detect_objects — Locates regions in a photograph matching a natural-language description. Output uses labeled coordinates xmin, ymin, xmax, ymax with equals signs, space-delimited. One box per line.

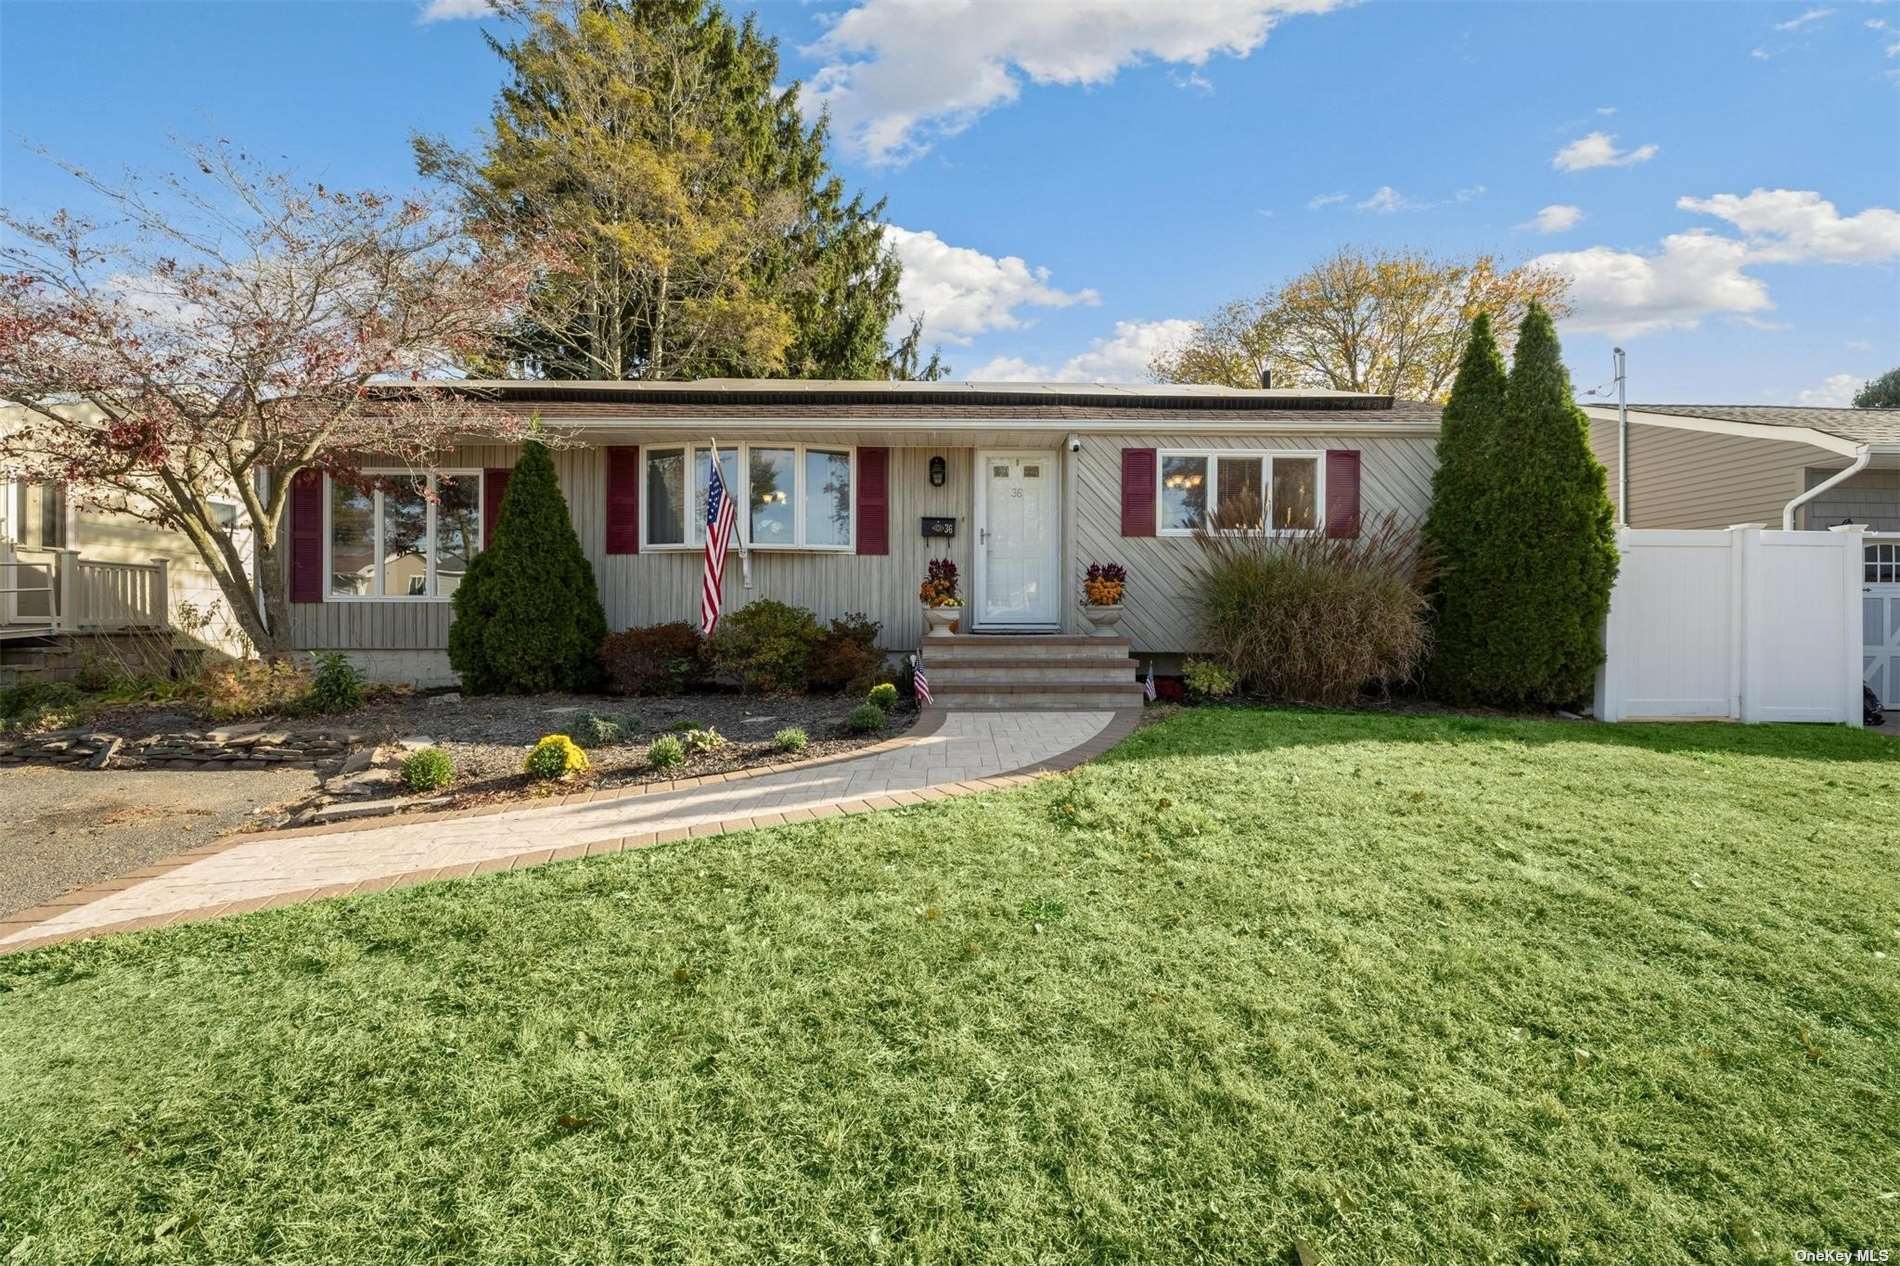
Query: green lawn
xmin=2 ymin=709 xmax=1896 ymax=1264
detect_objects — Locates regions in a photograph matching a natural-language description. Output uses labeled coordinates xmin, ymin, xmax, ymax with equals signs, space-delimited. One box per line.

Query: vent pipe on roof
xmin=1259 ymin=369 xmax=1271 ymax=389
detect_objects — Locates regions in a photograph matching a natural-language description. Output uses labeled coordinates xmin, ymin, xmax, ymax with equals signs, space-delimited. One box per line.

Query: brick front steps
xmin=920 ymin=634 xmax=1143 ymax=711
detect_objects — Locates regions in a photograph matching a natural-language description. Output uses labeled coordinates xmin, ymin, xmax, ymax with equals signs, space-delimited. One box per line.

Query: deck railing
xmin=0 ymin=543 xmax=170 ymax=633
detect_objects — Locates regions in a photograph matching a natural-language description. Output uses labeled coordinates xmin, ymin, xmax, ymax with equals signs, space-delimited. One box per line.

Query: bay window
xmin=1158 ymin=450 xmax=1323 ymax=536
xmin=327 ymin=471 xmax=481 ymax=599
xmin=643 ymin=442 xmax=853 ymax=550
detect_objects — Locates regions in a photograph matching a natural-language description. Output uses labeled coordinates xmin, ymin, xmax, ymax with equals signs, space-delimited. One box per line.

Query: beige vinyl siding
xmin=1801 ymin=466 xmax=1900 ymax=531
xmin=1588 ymin=419 xmax=1835 ymax=529
xmin=69 ymin=504 xmax=254 ymax=655
xmin=290 ymin=443 xmax=975 ymax=654
xmin=1068 ymin=432 xmax=1439 ymax=655
xmin=601 ymin=446 xmax=973 ymax=649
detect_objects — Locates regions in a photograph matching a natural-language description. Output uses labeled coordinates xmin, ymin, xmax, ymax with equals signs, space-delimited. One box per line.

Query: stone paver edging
xmin=0 ymin=709 xmax=1139 ymax=956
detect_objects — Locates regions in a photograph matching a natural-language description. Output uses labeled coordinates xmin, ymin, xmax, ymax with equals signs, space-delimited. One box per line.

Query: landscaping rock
xmin=338 ymin=748 xmax=380 ymax=776
xmin=426 ymin=692 xmax=462 ymax=707
xmin=86 ymin=737 xmax=123 ymax=770
xmin=396 ymin=735 xmax=434 ymax=751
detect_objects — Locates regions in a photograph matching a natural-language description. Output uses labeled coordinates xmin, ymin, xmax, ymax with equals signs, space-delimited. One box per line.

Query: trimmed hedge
xmin=449 ymin=439 xmax=608 ymax=694
xmin=711 ymin=600 xmax=822 ymax=693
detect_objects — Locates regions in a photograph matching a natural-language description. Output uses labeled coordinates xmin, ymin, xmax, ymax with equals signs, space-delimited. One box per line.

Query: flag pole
xmin=712 ymin=436 xmax=753 ymax=588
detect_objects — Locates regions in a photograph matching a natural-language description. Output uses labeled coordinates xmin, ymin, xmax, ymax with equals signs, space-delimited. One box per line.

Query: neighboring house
xmin=1583 ymin=404 xmax=1900 ymax=531
xmin=283 ymin=381 xmax=1441 ymax=686
xmin=0 ymin=442 xmax=255 ymax=659
xmin=1583 ymin=403 xmax=1900 ymax=707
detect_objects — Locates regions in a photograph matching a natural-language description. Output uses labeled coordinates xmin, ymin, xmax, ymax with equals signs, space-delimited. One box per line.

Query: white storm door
xmin=976 ymin=451 xmax=1061 ymax=627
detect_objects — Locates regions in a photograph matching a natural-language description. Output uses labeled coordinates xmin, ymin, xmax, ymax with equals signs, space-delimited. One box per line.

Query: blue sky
xmin=2 ymin=0 xmax=1895 ymax=403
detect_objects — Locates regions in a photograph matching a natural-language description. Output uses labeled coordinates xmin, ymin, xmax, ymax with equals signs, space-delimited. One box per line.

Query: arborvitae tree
xmin=1440 ymin=303 xmax=1618 ymax=707
xmin=1423 ymin=312 xmax=1511 ymax=701
xmin=449 ymin=438 xmax=608 ymax=694
xmin=416 ymin=0 xmax=905 ymax=381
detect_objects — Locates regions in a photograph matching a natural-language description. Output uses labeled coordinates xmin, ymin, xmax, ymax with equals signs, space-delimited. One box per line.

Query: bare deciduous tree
xmin=0 ymin=143 xmax=554 ymax=653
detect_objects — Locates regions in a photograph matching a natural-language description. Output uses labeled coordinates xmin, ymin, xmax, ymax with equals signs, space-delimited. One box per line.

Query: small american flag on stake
xmin=699 ymin=444 xmax=738 ymax=636
xmin=911 ymin=653 xmax=931 ymax=706
xmin=1143 ymin=659 xmax=1157 ymax=703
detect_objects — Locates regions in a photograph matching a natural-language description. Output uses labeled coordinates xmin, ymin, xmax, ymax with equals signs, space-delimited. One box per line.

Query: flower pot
xmin=923 ymin=605 xmax=959 ymax=636
xmin=1081 ymin=603 xmax=1124 ymax=636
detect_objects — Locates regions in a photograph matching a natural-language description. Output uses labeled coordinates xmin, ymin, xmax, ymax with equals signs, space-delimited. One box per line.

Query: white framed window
xmin=642 ymin=442 xmax=854 ymax=551
xmin=1158 ymin=449 xmax=1324 ymax=536
xmin=325 ymin=471 xmax=482 ymax=601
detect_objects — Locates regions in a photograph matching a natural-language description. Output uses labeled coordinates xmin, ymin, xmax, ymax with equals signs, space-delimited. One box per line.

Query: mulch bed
xmin=376 ymin=691 xmax=917 ymax=811
xmin=55 ymin=688 xmax=917 ymax=824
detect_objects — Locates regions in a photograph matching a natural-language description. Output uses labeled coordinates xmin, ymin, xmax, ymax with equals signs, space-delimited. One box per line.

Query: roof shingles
xmin=1626 ymin=404 xmax=1900 ymax=445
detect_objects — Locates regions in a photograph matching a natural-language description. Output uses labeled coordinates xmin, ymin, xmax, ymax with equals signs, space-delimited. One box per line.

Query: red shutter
xmin=1120 ymin=448 xmax=1156 ymax=537
xmin=1325 ymin=448 xmax=1361 ymax=538
xmin=482 ymin=467 xmax=510 ymax=548
xmin=289 ymin=469 xmax=323 ymax=603
xmin=856 ymin=447 xmax=889 ymax=556
xmin=605 ymin=445 xmax=640 ymax=555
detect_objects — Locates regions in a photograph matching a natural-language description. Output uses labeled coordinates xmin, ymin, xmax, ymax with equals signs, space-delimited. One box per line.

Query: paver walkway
xmin=1 ymin=710 xmax=1133 ymax=954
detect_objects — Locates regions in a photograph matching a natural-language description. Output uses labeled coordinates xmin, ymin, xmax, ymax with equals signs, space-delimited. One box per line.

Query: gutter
xmin=1783 ymin=445 xmax=1873 ymax=530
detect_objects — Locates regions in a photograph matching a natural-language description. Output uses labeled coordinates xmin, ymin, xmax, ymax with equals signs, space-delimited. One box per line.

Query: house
xmin=1582 ymin=403 xmax=1900 ymax=707
xmin=1583 ymin=404 xmax=1900 ymax=531
xmin=283 ymin=380 xmax=1442 ymax=692
xmin=0 ymin=464 xmax=253 ymax=677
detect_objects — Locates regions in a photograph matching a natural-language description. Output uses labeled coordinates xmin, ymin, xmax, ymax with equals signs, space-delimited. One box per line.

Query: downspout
xmin=1783 ymin=445 xmax=1871 ymax=530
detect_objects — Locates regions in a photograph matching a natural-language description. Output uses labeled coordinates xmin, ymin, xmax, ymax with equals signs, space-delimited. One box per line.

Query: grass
xmin=2 ymin=707 xmax=1896 ymax=1264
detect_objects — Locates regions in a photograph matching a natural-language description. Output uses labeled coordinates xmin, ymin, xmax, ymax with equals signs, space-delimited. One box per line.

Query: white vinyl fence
xmin=1594 ymin=525 xmax=1864 ymax=726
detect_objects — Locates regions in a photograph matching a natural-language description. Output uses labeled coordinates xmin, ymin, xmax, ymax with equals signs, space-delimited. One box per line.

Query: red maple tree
xmin=0 ymin=142 xmax=558 ymax=653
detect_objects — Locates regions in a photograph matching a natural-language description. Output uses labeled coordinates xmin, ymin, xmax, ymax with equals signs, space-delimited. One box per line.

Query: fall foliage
xmin=1152 ymin=247 xmax=1571 ymax=403
xmin=0 ymin=143 xmax=548 ymax=653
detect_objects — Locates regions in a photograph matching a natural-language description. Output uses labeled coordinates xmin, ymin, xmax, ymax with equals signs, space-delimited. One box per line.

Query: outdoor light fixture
xmin=929 ymin=455 xmax=946 ymax=487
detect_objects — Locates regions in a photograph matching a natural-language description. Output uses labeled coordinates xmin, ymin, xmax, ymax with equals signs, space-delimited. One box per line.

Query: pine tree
xmin=1423 ymin=312 xmax=1511 ymax=701
xmin=449 ymin=438 xmax=608 ymax=694
xmin=416 ymin=0 xmax=904 ymax=381
xmin=1439 ymin=303 xmax=1618 ymax=707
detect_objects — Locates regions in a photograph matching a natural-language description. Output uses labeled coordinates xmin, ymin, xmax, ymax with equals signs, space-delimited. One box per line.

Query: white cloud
xmin=1552 ymin=131 xmax=1661 ymax=172
xmin=1357 ymin=186 xmax=1416 ymax=214
xmin=1596 ymin=105 xmax=1618 ymax=116
xmin=1520 ymin=204 xmax=1585 ymax=234
xmin=887 ymin=226 xmax=1098 ymax=347
xmin=1751 ymin=46 xmax=1773 ymax=59
xmin=1053 ymin=318 xmax=1201 ymax=381
xmin=964 ymin=355 xmax=1047 ymax=382
xmin=1774 ymin=7 xmax=1833 ymax=31
xmin=967 ymin=317 xmax=1201 ymax=383
xmin=1848 ymin=339 xmax=1875 ymax=352
xmin=418 ymin=0 xmax=493 ymax=21
xmin=1307 ymin=191 xmax=1349 ymax=209
xmin=1677 ymin=189 xmax=1900 ymax=263
xmin=1796 ymin=372 xmax=1864 ymax=406
xmin=806 ymin=0 xmax=1342 ymax=164
xmin=1532 ymin=231 xmax=1771 ymax=336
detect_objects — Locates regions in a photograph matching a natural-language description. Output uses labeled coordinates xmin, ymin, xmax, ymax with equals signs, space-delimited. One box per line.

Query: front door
xmin=976 ymin=451 xmax=1061 ymax=628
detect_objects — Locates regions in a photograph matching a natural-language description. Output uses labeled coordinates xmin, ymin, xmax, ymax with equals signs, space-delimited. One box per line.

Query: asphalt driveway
xmin=0 ymin=765 xmax=315 ymax=918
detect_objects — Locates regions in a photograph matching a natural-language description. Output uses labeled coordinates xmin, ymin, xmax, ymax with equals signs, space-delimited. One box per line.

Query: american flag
xmin=699 ymin=448 xmax=738 ymax=636
xmin=1144 ymin=659 xmax=1157 ymax=702
xmin=911 ymin=653 xmax=931 ymax=706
